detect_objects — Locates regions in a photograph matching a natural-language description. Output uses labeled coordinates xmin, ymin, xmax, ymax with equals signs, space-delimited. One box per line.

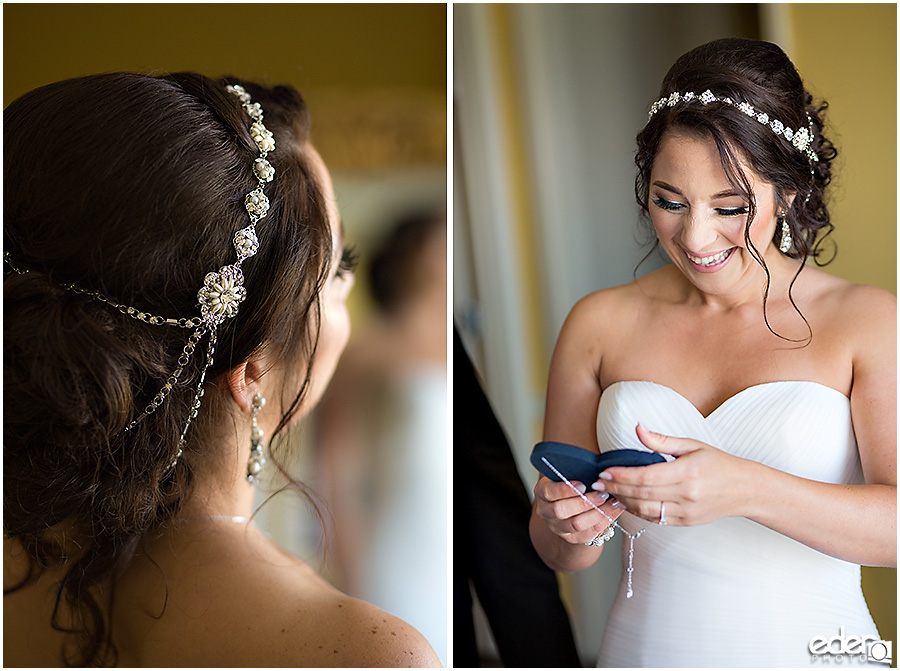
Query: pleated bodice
xmin=595 ymin=380 xmax=880 ymax=668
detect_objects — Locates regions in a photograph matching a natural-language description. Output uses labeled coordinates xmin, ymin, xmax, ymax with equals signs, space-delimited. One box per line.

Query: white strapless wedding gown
xmin=594 ymin=380 xmax=882 ymax=668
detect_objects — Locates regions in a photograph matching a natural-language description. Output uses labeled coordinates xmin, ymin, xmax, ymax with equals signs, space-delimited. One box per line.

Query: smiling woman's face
xmin=648 ymin=131 xmax=782 ymax=290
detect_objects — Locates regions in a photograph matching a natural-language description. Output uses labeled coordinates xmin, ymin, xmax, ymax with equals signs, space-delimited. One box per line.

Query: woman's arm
xmin=748 ymin=286 xmax=896 ymax=565
xmin=598 ymin=286 xmax=896 ymax=567
xmin=529 ymin=293 xmax=625 ymax=573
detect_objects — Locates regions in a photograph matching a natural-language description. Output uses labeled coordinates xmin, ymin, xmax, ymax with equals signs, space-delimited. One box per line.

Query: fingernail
xmin=612 ymin=500 xmax=627 ymax=510
xmin=591 ymin=481 xmax=606 ymax=492
xmin=596 ymin=493 xmax=610 ymax=503
xmin=575 ymin=483 xmax=587 ymax=494
xmin=599 ymin=472 xmax=613 ymax=481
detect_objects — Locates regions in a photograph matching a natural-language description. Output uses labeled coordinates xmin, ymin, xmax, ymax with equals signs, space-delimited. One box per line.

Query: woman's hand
xmin=593 ymin=424 xmax=754 ymax=526
xmin=533 ymin=475 xmax=625 ymax=544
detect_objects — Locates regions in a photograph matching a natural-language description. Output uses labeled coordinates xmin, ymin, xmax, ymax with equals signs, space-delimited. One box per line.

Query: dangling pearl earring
xmin=246 ymin=393 xmax=266 ymax=485
xmin=778 ymin=210 xmax=792 ymax=254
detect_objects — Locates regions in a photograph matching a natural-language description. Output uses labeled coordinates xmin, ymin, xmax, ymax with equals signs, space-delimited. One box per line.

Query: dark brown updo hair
xmin=634 ymin=38 xmax=838 ymax=338
xmin=4 ymin=73 xmax=333 ymax=665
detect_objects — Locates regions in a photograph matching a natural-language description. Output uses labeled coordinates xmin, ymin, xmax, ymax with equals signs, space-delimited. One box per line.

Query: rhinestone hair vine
xmin=647 ymin=90 xmax=819 ymax=164
xmin=4 ymin=83 xmax=274 ymax=469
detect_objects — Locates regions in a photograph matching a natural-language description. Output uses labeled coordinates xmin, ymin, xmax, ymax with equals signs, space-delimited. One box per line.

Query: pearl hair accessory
xmin=4 ymin=83 xmax=275 ymax=469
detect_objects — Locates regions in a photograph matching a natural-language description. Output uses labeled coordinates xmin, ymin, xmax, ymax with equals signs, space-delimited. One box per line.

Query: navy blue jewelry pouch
xmin=531 ymin=441 xmax=665 ymax=485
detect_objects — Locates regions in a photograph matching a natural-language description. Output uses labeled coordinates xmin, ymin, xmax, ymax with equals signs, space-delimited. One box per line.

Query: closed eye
xmin=715 ymin=206 xmax=748 ymax=216
xmin=337 ymin=244 xmax=359 ymax=279
xmin=652 ymin=196 xmax=685 ymax=212
xmin=654 ymin=196 xmax=747 ymax=217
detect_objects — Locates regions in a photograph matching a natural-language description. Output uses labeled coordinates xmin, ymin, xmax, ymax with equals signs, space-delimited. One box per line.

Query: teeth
xmin=686 ymin=249 xmax=731 ymax=266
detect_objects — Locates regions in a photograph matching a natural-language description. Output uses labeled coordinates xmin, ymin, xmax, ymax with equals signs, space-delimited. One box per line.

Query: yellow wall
xmin=2 ymin=3 xmax=447 ymax=173
xmin=487 ymin=4 xmax=548 ymax=401
xmin=3 ymin=4 xmax=446 ymax=100
xmin=789 ymin=3 xmax=897 ymax=293
xmin=788 ymin=3 xmax=897 ymax=654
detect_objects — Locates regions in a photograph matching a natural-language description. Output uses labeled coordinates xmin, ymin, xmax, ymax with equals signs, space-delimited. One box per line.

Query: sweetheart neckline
xmin=602 ymin=379 xmax=850 ymax=420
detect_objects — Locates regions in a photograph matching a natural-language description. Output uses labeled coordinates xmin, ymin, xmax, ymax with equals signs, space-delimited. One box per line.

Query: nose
xmin=679 ymin=210 xmax=719 ymax=252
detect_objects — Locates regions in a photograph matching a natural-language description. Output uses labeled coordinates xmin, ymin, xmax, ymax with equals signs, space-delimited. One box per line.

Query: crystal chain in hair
xmin=648 ymin=90 xmax=819 ymax=165
xmin=4 ymin=83 xmax=274 ymax=469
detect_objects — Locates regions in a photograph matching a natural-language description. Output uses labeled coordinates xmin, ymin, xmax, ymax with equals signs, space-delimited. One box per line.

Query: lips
xmin=683 ymin=247 xmax=735 ymax=270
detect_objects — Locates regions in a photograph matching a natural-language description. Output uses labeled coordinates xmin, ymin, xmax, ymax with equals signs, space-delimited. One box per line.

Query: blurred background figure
xmin=316 ymin=207 xmax=448 ymax=665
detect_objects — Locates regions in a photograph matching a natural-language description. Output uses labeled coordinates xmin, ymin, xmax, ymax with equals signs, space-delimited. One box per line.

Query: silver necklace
xmin=174 ymin=515 xmax=251 ymax=524
xmin=541 ymin=456 xmax=647 ymax=599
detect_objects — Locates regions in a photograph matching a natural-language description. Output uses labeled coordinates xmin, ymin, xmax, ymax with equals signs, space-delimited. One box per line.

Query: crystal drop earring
xmin=778 ymin=210 xmax=792 ymax=254
xmin=246 ymin=393 xmax=267 ymax=485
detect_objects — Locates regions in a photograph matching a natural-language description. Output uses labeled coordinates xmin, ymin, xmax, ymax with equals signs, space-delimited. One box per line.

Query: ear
xmin=783 ymin=191 xmax=797 ymax=211
xmin=225 ymin=358 xmax=265 ymax=414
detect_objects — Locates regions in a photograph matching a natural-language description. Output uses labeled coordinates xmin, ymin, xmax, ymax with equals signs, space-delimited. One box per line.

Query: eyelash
xmin=652 ymin=197 xmax=684 ymax=212
xmin=652 ymin=196 xmax=748 ymax=217
xmin=337 ymin=245 xmax=359 ymax=278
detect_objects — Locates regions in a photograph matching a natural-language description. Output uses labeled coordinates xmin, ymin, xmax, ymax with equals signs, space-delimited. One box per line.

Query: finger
xmin=600 ymin=478 xmax=683 ymax=505
xmin=557 ymin=498 xmax=626 ymax=542
xmin=535 ymin=487 xmax=610 ymax=524
xmin=535 ymin=476 xmax=589 ymax=502
xmin=596 ymin=456 xmax=683 ymax=488
xmin=635 ymin=423 xmax=698 ymax=456
xmin=614 ymin=497 xmax=681 ymax=526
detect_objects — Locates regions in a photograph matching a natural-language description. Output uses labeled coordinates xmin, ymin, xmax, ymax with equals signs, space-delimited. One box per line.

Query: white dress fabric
xmin=594 ymin=380 xmax=881 ymax=668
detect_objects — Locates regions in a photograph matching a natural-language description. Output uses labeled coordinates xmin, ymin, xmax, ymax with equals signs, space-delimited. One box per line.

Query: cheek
xmin=650 ymin=210 xmax=679 ymax=239
xmin=322 ymin=302 xmax=351 ymax=355
xmin=295 ymin=286 xmax=352 ymax=416
xmin=318 ymin=280 xmax=353 ymax=364
xmin=747 ymin=207 xmax=776 ymax=244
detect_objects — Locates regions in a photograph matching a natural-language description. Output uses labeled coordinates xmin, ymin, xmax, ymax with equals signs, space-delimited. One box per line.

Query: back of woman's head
xmin=635 ymin=37 xmax=837 ymax=264
xmin=4 ymin=72 xmax=332 ymax=665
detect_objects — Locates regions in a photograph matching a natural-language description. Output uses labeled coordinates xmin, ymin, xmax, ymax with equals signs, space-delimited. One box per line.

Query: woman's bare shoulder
xmin=291 ymin=590 xmax=442 ymax=668
xmin=219 ymin=564 xmax=440 ymax=668
xmin=118 ymin=529 xmax=441 ymax=667
xmin=803 ymin=267 xmax=896 ymax=333
xmin=567 ymin=277 xmax=645 ymax=320
xmin=830 ymin=275 xmax=895 ymax=316
xmin=207 ymin=546 xmax=440 ymax=667
xmin=563 ymin=267 xmax=673 ymax=335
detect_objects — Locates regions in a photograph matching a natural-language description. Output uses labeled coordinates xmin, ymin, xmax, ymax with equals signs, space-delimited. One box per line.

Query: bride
xmin=4 ymin=73 xmax=440 ymax=667
xmin=529 ymin=38 xmax=895 ymax=667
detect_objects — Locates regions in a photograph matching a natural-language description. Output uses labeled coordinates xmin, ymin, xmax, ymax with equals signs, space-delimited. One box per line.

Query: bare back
xmin=4 ymin=523 xmax=440 ymax=667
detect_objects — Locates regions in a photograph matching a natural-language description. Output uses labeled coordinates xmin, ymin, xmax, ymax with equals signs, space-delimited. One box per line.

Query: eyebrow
xmin=652 ymin=180 xmax=742 ymax=200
